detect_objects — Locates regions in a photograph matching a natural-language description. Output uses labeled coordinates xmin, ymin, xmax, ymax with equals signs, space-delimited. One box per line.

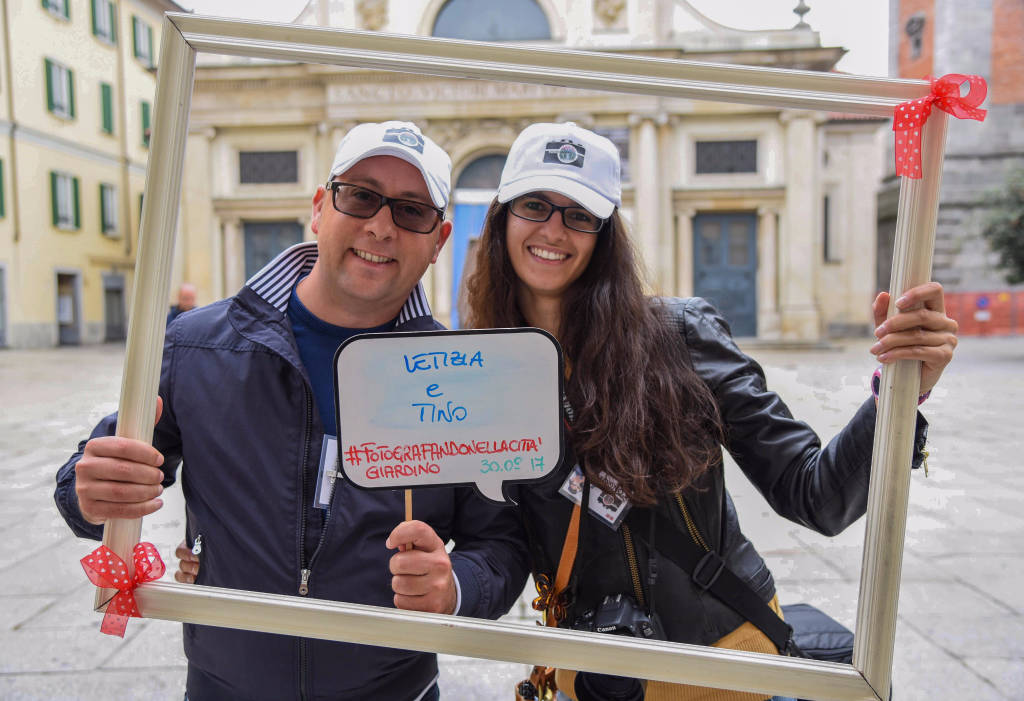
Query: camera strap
xmin=625 ymin=508 xmax=802 ymax=656
xmin=551 ymin=501 xmax=582 ymax=625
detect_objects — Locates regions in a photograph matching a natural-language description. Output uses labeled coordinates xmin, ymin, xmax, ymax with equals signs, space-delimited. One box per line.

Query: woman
xmin=464 ymin=122 xmax=957 ymax=701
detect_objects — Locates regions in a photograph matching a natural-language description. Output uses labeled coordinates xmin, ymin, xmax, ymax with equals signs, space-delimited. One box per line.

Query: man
xmin=166 ymin=282 xmax=197 ymax=324
xmin=54 ymin=122 xmax=529 ymax=701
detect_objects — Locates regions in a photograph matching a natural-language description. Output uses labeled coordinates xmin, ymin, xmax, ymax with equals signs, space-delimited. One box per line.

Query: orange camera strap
xmin=547 ymin=501 xmax=582 ymax=627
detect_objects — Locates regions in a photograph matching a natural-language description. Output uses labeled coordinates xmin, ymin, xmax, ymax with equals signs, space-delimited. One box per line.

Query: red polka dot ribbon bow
xmin=81 ymin=542 xmax=165 ymax=637
xmin=894 ymin=74 xmax=987 ymax=179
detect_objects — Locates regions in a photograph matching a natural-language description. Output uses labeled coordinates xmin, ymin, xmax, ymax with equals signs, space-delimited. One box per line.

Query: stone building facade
xmin=879 ymin=0 xmax=1024 ymax=335
xmin=176 ymin=0 xmax=887 ymax=341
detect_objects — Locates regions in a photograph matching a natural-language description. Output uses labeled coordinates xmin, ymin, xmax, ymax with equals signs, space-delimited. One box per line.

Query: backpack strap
xmin=624 ymin=507 xmax=802 ymax=656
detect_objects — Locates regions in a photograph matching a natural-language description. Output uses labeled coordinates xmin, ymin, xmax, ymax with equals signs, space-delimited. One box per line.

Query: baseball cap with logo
xmin=496 ymin=122 xmax=621 ymax=219
xmin=328 ymin=121 xmax=452 ymax=209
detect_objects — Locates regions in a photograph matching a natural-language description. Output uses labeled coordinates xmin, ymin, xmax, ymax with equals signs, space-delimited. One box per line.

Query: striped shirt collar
xmin=245 ymin=241 xmax=433 ymax=326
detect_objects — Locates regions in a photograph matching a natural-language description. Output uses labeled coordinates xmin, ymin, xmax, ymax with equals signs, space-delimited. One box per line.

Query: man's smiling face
xmin=305 ymin=155 xmax=451 ymax=327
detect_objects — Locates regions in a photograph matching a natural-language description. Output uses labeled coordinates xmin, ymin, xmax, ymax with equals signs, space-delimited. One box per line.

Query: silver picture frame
xmin=98 ymin=14 xmax=949 ymax=700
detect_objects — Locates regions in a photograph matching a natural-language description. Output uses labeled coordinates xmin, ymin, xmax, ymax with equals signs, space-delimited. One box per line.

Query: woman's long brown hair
xmin=464 ymin=201 xmax=723 ymax=504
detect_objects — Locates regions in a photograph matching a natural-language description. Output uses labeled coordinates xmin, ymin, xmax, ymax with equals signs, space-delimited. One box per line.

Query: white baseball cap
xmin=328 ymin=121 xmax=452 ymax=209
xmin=497 ymin=122 xmax=621 ymax=219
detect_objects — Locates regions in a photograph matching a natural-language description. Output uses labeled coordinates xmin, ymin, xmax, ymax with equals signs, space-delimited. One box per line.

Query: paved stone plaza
xmin=1 ymin=336 xmax=1022 ymax=700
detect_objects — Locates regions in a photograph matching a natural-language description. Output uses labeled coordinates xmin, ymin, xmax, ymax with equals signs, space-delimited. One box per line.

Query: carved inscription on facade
xmin=326 ymin=79 xmax=586 ymax=106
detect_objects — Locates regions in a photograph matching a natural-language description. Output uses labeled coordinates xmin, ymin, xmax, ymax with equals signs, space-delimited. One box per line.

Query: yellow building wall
xmin=12 ymin=142 xmax=125 ymax=336
xmin=1 ymin=0 xmax=177 ymax=346
xmin=7 ymin=0 xmax=114 ymax=152
xmin=121 ymin=2 xmax=161 ymax=166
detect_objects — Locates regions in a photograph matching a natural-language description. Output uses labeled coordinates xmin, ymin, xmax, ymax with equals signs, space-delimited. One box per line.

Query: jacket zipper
xmin=674 ymin=493 xmax=710 ymax=552
xmin=191 ymin=534 xmax=203 ymax=555
xmin=298 ymin=385 xmax=313 ymax=701
xmin=620 ymin=523 xmax=646 ymax=609
xmin=296 ymin=383 xmax=340 ymax=700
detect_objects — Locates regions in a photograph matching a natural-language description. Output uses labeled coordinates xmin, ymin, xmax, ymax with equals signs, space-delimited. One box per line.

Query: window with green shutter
xmin=141 ymin=100 xmax=151 ymax=147
xmin=92 ymin=0 xmax=116 ymax=44
xmin=51 ymin=171 xmax=79 ymax=230
xmin=100 ymin=82 xmax=114 ymax=134
xmin=132 ymin=16 xmax=154 ymax=68
xmin=100 ymin=183 xmax=118 ymax=235
xmin=44 ymin=58 xmax=74 ymax=119
xmin=43 ymin=0 xmax=69 ymax=21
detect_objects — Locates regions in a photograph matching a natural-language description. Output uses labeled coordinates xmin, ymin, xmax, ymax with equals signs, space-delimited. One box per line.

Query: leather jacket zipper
xmin=620 ymin=523 xmax=646 ymax=609
xmin=674 ymin=493 xmax=709 ymax=552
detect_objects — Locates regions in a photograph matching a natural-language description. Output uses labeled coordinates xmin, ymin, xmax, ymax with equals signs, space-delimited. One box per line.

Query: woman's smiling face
xmin=504 ymin=190 xmax=599 ymax=304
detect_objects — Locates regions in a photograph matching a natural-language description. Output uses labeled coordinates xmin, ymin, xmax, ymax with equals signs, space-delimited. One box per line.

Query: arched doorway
xmin=431 ymin=0 xmax=551 ymax=41
xmin=451 ymin=153 xmax=506 ymax=328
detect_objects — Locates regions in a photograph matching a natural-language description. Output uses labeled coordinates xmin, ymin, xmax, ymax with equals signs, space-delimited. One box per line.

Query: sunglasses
xmin=326 ymin=181 xmax=444 ymax=234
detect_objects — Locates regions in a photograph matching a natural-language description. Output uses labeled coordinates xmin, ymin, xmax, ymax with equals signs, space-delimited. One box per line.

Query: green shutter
xmin=67 ymin=67 xmax=75 ymax=118
xmin=99 ymin=183 xmax=104 ymax=230
xmin=109 ymin=2 xmax=117 ymax=43
xmin=43 ymin=0 xmax=69 ymax=19
xmin=44 ymin=59 xmax=54 ymax=112
xmin=0 ymin=160 xmax=6 ymax=218
xmin=91 ymin=0 xmax=98 ymax=36
xmin=72 ymin=177 xmax=80 ymax=228
xmin=50 ymin=172 xmax=59 ymax=226
xmin=131 ymin=17 xmax=138 ymax=58
xmin=101 ymin=82 xmax=113 ymax=134
xmin=141 ymin=101 xmax=150 ymax=146
xmin=147 ymin=25 xmax=153 ymax=66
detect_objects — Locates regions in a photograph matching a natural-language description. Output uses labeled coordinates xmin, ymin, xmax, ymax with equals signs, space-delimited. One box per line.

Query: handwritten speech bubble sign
xmin=333 ymin=328 xmax=565 ymax=504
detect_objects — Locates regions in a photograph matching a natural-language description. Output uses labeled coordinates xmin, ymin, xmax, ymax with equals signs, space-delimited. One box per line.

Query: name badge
xmin=314 ymin=434 xmax=340 ymax=509
xmin=558 ymin=464 xmax=631 ymax=530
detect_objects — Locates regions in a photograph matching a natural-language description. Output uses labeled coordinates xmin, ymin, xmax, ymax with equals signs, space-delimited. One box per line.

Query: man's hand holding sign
xmin=338 ymin=328 xmax=564 ymax=613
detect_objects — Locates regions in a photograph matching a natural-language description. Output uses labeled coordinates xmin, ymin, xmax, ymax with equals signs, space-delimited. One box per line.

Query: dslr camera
xmin=569 ymin=594 xmax=664 ymax=701
xmin=572 ymin=593 xmax=664 ymax=640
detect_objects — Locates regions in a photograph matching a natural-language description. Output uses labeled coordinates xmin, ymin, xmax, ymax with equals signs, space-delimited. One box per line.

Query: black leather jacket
xmin=515 ymin=297 xmax=928 ymax=646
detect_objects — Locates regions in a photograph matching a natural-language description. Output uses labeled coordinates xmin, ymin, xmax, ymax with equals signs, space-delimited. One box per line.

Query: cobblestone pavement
xmin=1 ymin=336 xmax=1022 ymax=700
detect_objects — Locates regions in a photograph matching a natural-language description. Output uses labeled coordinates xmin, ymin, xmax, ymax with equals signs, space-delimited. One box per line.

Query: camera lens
xmin=575 ymin=671 xmax=644 ymax=701
xmin=516 ymin=679 xmax=539 ymax=700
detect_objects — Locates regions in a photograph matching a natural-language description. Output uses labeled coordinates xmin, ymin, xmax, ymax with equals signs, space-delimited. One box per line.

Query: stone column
xmin=757 ymin=206 xmax=781 ymax=339
xmin=779 ymin=110 xmax=821 ymax=341
xmin=222 ymin=218 xmax=245 ymax=298
xmin=431 ymin=237 xmax=452 ymax=328
xmin=629 ymin=113 xmax=662 ymax=292
xmin=675 ymin=207 xmax=696 ymax=297
xmin=182 ymin=127 xmax=216 ymax=299
xmin=210 ymin=216 xmax=223 ymax=301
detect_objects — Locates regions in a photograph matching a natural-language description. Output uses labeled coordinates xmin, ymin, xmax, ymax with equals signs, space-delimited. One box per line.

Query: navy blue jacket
xmin=55 ymin=243 xmax=530 ymax=701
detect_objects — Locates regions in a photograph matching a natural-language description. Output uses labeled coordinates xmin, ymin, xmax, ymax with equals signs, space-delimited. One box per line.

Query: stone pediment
xmin=668 ymin=0 xmax=822 ymax=52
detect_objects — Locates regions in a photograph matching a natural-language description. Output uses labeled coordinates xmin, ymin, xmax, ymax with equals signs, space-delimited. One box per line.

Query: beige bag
xmin=553 ymin=597 xmax=783 ymax=701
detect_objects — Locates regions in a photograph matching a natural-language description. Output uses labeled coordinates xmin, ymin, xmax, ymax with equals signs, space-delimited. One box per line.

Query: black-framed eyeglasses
xmin=508 ymin=194 xmax=606 ymax=234
xmin=326 ymin=181 xmax=444 ymax=234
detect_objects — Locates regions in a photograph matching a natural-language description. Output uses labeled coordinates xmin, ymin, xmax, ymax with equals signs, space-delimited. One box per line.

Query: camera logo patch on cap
xmin=543 ymin=139 xmax=586 ymax=168
xmin=384 ymin=127 xmax=425 ymax=153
